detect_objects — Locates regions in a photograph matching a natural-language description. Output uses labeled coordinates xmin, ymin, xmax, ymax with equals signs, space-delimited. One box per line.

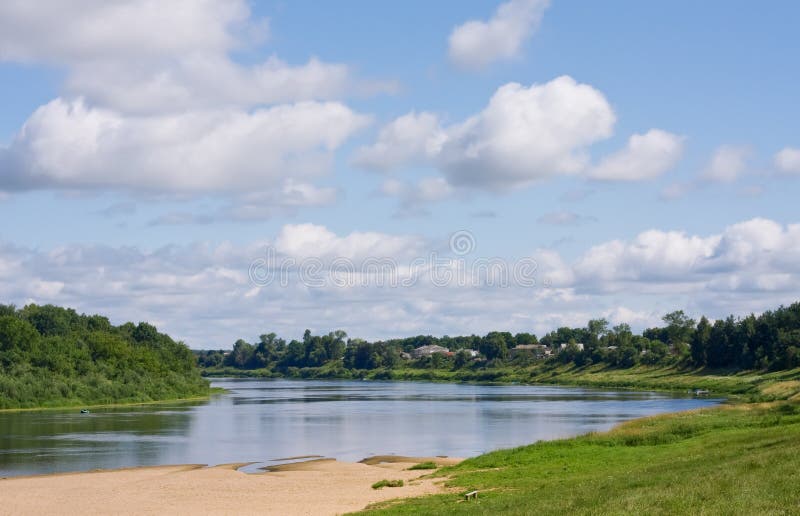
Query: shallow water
xmin=0 ymin=378 xmax=720 ymax=477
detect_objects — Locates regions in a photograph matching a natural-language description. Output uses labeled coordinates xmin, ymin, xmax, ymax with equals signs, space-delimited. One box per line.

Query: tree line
xmin=0 ymin=304 xmax=209 ymax=409
xmin=197 ymin=302 xmax=800 ymax=374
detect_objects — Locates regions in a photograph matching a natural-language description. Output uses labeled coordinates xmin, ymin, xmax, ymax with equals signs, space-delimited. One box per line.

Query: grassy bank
xmin=361 ymin=392 xmax=800 ymax=515
xmin=0 ymin=387 xmax=226 ymax=413
xmin=203 ymin=363 xmax=800 ymax=401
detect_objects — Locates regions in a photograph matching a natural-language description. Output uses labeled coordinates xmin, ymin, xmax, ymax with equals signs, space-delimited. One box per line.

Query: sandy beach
xmin=0 ymin=456 xmax=462 ymax=515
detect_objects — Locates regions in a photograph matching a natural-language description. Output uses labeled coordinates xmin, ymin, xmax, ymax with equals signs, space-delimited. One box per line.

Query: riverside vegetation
xmin=0 ymin=304 xmax=209 ymax=409
xmin=359 ymin=395 xmax=800 ymax=515
xmin=197 ymin=301 xmax=800 ymax=398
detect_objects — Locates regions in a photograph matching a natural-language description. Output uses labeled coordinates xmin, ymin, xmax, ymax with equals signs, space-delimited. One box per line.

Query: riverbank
xmin=203 ymin=363 xmax=800 ymax=401
xmin=0 ymin=387 xmax=225 ymax=414
xmin=0 ymin=456 xmax=461 ymax=515
xmin=360 ymin=394 xmax=800 ymax=514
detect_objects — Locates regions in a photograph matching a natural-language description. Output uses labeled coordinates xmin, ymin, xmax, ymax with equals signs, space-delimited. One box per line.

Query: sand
xmin=0 ymin=456 xmax=463 ymax=515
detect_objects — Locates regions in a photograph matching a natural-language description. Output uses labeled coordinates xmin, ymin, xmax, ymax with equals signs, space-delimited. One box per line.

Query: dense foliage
xmin=0 ymin=304 xmax=209 ymax=409
xmin=197 ymin=302 xmax=800 ymax=376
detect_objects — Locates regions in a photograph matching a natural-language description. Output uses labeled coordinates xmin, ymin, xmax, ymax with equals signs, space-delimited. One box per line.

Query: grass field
xmin=358 ymin=378 xmax=800 ymax=515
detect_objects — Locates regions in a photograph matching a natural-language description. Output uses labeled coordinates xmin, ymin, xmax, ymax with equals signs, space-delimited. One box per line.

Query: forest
xmin=0 ymin=304 xmax=209 ymax=409
xmin=197 ymin=302 xmax=800 ymax=376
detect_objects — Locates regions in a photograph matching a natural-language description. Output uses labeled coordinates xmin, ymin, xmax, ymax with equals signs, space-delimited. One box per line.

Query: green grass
xmin=360 ymin=401 xmax=800 ymax=514
xmin=408 ymin=461 xmax=438 ymax=471
xmin=372 ymin=479 xmax=405 ymax=489
xmin=0 ymin=389 xmax=223 ymax=413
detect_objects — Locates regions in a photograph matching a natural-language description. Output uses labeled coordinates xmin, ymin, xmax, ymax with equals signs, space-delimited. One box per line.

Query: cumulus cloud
xmin=0 ymin=0 xmax=257 ymax=63
xmin=440 ymin=77 xmax=616 ymax=188
xmin=448 ymin=0 xmax=550 ymax=70
xmin=588 ymin=129 xmax=685 ymax=181
xmin=0 ymin=1 xmax=389 ymax=113
xmin=352 ymin=112 xmax=445 ymax=171
xmin=354 ymin=76 xmax=684 ymax=198
xmin=0 ymin=0 xmax=389 ymax=205
xmin=775 ymin=147 xmax=800 ymax=174
xmin=1 ymin=97 xmax=369 ymax=193
xmin=355 ymin=76 xmax=619 ymax=191
xmin=2 ymin=218 xmax=799 ymax=346
xmin=570 ymin=218 xmax=800 ymax=299
xmin=274 ymin=223 xmax=425 ymax=261
xmin=700 ymin=144 xmax=751 ymax=183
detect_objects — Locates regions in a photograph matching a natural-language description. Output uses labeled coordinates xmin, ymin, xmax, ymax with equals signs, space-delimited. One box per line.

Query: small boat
xmin=80 ymin=409 xmax=90 ymax=414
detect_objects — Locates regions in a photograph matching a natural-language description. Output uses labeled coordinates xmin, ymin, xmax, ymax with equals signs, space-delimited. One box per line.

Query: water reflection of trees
xmin=0 ymin=402 xmax=204 ymax=476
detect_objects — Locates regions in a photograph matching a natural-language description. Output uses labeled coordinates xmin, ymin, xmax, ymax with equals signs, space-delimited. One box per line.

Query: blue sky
xmin=1 ymin=1 xmax=799 ymax=347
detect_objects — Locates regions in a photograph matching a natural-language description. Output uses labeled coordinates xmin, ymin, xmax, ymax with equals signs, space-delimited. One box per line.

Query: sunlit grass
xmin=360 ymin=400 xmax=800 ymax=514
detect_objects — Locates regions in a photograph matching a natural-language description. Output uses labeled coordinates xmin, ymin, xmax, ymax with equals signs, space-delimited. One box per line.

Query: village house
xmin=411 ymin=344 xmax=450 ymax=359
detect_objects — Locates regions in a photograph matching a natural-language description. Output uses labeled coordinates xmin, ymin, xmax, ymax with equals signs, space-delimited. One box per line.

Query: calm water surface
xmin=0 ymin=379 xmax=720 ymax=477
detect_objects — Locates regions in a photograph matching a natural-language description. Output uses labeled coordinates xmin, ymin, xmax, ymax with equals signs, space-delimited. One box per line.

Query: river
xmin=0 ymin=378 xmax=720 ymax=477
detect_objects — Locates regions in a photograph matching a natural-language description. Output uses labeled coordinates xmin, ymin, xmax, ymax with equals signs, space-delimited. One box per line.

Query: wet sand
xmin=0 ymin=456 xmax=462 ymax=515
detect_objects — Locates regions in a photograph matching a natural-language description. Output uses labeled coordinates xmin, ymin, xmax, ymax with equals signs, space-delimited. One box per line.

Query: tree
xmin=479 ymin=333 xmax=508 ymax=360
xmin=691 ymin=317 xmax=711 ymax=366
xmin=663 ymin=310 xmax=695 ymax=347
xmin=226 ymin=339 xmax=255 ymax=368
xmin=587 ymin=319 xmax=609 ymax=337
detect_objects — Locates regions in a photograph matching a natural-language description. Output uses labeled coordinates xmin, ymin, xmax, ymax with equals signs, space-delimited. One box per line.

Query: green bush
xmin=372 ymin=479 xmax=404 ymax=489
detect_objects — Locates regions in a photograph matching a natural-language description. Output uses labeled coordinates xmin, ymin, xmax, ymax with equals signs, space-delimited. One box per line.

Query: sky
xmin=1 ymin=0 xmax=799 ymax=348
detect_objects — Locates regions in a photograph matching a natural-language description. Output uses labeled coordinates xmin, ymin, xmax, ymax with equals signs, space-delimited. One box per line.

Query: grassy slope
xmin=361 ymin=378 xmax=800 ymax=515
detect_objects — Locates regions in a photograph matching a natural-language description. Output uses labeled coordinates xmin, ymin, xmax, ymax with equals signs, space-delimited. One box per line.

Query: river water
xmin=0 ymin=378 xmax=720 ymax=477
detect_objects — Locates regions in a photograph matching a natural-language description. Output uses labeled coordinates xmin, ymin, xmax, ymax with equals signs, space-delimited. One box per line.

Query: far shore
xmin=0 ymin=388 xmax=226 ymax=414
xmin=0 ymin=456 xmax=463 ymax=515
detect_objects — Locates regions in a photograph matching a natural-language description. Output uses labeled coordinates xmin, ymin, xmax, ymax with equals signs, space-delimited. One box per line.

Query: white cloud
xmin=0 ymin=1 xmax=388 ymax=114
xmin=355 ymin=76 xmax=682 ymax=195
xmin=588 ymin=129 xmax=685 ymax=181
xmin=448 ymin=0 xmax=550 ymax=70
xmin=573 ymin=229 xmax=719 ymax=286
xmin=0 ymin=0 xmax=257 ymax=63
xmin=0 ymin=0 xmax=396 ymax=205
xmin=352 ymin=112 xmax=445 ymax=171
xmin=274 ymin=224 xmax=424 ymax=260
xmin=2 ymin=218 xmax=800 ymax=345
xmin=700 ymin=144 xmax=751 ymax=183
xmin=440 ymin=77 xmax=616 ymax=188
xmin=570 ymin=218 xmax=800 ymax=299
xmin=1 ymin=97 xmax=370 ymax=192
xmin=65 ymin=56 xmax=357 ymax=114
xmin=775 ymin=147 xmax=800 ymax=174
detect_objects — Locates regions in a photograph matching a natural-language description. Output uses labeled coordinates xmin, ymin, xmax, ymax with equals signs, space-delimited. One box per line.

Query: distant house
xmin=511 ymin=344 xmax=549 ymax=359
xmin=411 ymin=344 xmax=450 ymax=359
xmin=559 ymin=342 xmax=585 ymax=351
xmin=462 ymin=349 xmax=480 ymax=358
xmin=399 ymin=352 xmax=412 ymax=360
